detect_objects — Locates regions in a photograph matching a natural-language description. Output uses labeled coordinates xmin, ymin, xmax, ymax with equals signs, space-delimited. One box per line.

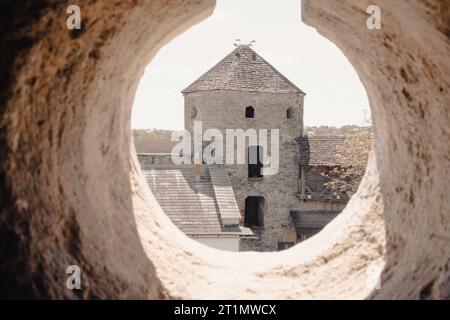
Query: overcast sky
xmin=131 ymin=0 xmax=370 ymax=130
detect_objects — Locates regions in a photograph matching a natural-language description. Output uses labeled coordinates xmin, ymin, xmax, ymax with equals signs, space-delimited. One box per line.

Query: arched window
xmin=286 ymin=107 xmax=294 ymax=119
xmin=191 ymin=107 xmax=197 ymax=119
xmin=245 ymin=106 xmax=255 ymax=118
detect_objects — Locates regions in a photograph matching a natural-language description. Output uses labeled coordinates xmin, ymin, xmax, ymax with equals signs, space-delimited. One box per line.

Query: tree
xmin=323 ymin=131 xmax=372 ymax=196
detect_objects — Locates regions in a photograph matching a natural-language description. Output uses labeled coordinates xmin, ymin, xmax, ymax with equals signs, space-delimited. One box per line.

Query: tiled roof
xmin=290 ymin=211 xmax=339 ymax=238
xmin=141 ymin=164 xmax=246 ymax=237
xmin=182 ymin=45 xmax=305 ymax=94
xmin=298 ymin=135 xmax=351 ymax=166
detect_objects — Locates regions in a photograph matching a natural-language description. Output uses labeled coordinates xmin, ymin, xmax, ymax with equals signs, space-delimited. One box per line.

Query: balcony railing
xmin=297 ymin=178 xmax=349 ymax=201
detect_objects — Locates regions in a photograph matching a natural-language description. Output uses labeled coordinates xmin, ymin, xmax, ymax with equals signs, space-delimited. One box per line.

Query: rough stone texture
xmin=0 ymin=0 xmax=216 ymax=300
xmin=0 ymin=0 xmax=448 ymax=299
xmin=301 ymin=0 xmax=450 ymax=299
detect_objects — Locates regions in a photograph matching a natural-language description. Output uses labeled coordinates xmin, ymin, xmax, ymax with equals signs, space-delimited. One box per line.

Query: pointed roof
xmin=182 ymin=45 xmax=305 ymax=94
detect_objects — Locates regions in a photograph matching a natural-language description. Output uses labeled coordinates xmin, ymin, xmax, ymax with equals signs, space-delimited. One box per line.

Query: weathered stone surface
xmin=0 ymin=0 xmax=448 ymax=299
xmin=184 ymin=88 xmax=304 ymax=251
xmin=301 ymin=0 xmax=450 ymax=299
xmin=0 ymin=0 xmax=216 ymax=300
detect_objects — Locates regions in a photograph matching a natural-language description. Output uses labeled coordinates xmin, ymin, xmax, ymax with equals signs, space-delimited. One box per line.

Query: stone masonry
xmin=182 ymin=45 xmax=305 ymax=251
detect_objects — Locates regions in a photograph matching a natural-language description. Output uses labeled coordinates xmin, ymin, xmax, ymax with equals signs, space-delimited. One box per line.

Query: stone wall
xmin=137 ymin=153 xmax=174 ymax=168
xmin=185 ymin=90 xmax=304 ymax=251
xmin=0 ymin=0 xmax=448 ymax=299
xmin=185 ymin=90 xmax=304 ymax=140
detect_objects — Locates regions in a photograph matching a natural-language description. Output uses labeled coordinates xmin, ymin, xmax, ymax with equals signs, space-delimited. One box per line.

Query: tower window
xmin=244 ymin=196 xmax=265 ymax=227
xmin=248 ymin=145 xmax=263 ymax=178
xmin=245 ymin=106 xmax=255 ymax=118
xmin=286 ymin=107 xmax=294 ymax=119
xmin=191 ymin=107 xmax=197 ymax=119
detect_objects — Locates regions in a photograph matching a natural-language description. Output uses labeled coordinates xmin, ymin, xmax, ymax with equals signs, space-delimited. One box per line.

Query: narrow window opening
xmin=191 ymin=107 xmax=197 ymax=119
xmin=248 ymin=145 xmax=263 ymax=178
xmin=245 ymin=106 xmax=254 ymax=118
xmin=286 ymin=107 xmax=294 ymax=119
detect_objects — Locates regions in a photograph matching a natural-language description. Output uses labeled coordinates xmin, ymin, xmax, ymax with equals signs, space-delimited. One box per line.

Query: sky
xmin=131 ymin=0 xmax=370 ymax=130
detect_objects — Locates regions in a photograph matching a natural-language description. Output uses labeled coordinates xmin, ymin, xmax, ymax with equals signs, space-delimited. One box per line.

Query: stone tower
xmin=182 ymin=45 xmax=305 ymax=251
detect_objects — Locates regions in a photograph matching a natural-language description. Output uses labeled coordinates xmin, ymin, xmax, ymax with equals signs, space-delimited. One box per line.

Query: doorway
xmin=244 ymin=196 xmax=265 ymax=227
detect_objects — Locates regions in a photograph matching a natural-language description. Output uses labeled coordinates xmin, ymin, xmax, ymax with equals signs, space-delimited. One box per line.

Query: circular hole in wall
xmin=3 ymin=0 xmax=448 ymax=300
xmin=132 ymin=0 xmax=373 ymax=253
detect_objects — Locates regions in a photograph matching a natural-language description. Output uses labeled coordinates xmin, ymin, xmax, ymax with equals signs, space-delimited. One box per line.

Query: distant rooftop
xmin=298 ymin=135 xmax=351 ymax=166
xmin=182 ymin=45 xmax=305 ymax=94
xmin=138 ymin=160 xmax=252 ymax=238
xmin=290 ymin=211 xmax=340 ymax=239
